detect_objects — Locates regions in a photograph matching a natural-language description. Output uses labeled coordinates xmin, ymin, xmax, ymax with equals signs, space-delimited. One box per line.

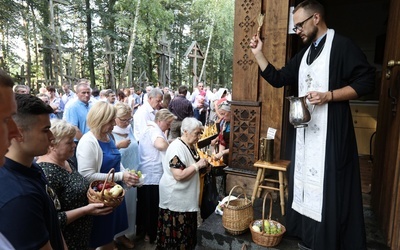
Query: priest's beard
xmin=302 ymin=26 xmax=318 ymax=45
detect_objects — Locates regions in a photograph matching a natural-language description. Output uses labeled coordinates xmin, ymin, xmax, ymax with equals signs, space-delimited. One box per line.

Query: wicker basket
xmin=249 ymin=192 xmax=286 ymax=247
xmin=87 ymin=168 xmax=125 ymax=208
xmin=222 ymin=185 xmax=254 ymax=235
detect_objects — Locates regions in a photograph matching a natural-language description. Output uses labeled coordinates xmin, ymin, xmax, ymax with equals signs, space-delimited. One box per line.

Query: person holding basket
xmin=36 ymin=119 xmax=113 ymax=249
xmin=77 ymin=101 xmax=139 ymax=250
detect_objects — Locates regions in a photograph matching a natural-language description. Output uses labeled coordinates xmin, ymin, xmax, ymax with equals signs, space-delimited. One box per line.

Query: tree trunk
xmin=22 ymin=5 xmax=31 ymax=87
xmin=85 ymin=0 xmax=95 ymax=88
xmin=29 ymin=4 xmax=40 ymax=83
xmin=120 ymin=0 xmax=141 ymax=87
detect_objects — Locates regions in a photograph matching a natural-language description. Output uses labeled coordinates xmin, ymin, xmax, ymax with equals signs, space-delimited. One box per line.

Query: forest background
xmin=0 ymin=0 xmax=234 ymax=93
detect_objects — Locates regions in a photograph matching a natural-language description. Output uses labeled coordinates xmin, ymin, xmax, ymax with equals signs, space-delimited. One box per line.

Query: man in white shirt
xmin=133 ymin=88 xmax=163 ymax=141
xmin=61 ymin=83 xmax=76 ymax=106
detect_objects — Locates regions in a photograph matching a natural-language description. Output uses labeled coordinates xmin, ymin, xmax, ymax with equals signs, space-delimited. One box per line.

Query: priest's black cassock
xmin=260 ymin=32 xmax=375 ymax=249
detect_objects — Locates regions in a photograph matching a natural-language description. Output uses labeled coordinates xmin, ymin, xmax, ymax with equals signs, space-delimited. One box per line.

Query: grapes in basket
xmin=252 ymin=220 xmax=282 ymax=234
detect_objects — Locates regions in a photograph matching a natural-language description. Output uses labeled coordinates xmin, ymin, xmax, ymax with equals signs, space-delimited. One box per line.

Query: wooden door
xmin=371 ymin=0 xmax=400 ymax=248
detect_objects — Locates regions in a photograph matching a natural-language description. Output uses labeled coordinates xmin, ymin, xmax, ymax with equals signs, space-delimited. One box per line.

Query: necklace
xmin=307 ymin=43 xmax=325 ymax=65
xmin=179 ymin=138 xmax=200 ymax=161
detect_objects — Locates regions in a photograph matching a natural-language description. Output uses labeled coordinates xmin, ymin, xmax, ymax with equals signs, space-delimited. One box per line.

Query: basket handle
xmin=261 ymin=192 xmax=273 ymax=233
xmin=226 ymin=185 xmax=247 ymax=206
xmin=99 ymin=168 xmax=115 ymax=196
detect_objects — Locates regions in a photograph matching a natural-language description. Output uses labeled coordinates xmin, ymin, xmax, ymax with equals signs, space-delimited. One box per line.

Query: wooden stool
xmin=251 ymin=159 xmax=290 ymax=215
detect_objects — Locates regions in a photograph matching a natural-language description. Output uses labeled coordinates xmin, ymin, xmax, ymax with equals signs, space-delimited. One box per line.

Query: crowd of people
xmin=0 ymin=0 xmax=375 ymax=248
xmin=1 ymin=72 xmax=230 ymax=249
xmin=0 ymin=0 xmax=375 ymax=250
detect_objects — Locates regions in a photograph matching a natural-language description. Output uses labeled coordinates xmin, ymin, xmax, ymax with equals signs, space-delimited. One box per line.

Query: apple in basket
xmin=96 ymin=182 xmax=112 ymax=191
xmin=103 ymin=184 xmax=124 ymax=198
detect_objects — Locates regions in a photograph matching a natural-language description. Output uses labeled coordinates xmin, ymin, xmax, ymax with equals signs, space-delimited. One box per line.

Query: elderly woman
xmin=209 ymin=88 xmax=228 ymax=124
xmin=112 ymin=102 xmax=139 ymax=242
xmin=36 ymin=119 xmax=113 ymax=250
xmin=156 ymin=117 xmax=210 ymax=250
xmin=136 ymin=109 xmax=176 ymax=243
xmin=211 ymin=101 xmax=231 ymax=164
xmin=77 ymin=101 xmax=138 ymax=250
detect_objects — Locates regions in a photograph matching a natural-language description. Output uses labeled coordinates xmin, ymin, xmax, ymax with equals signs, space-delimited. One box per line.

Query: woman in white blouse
xmin=136 ymin=109 xmax=176 ymax=243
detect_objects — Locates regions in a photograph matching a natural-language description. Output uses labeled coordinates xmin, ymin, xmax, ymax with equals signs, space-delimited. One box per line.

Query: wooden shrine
xmin=226 ymin=0 xmax=290 ymax=195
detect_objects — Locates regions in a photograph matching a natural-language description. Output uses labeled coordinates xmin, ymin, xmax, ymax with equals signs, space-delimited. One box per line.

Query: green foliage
xmin=0 ymin=0 xmax=234 ymax=91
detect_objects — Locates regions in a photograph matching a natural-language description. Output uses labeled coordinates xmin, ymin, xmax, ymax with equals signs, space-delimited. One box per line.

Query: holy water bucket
xmin=286 ymin=96 xmax=315 ymax=128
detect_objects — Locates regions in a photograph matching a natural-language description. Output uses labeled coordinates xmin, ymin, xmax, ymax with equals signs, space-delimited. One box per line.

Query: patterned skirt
xmin=156 ymin=208 xmax=197 ymax=250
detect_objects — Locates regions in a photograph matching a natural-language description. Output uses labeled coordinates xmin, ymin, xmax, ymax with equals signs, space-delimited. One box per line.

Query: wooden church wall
xmin=227 ymin=0 xmax=290 ymax=194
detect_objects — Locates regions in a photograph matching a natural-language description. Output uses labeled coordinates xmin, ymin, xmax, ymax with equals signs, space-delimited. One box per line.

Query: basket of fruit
xmin=222 ymin=185 xmax=254 ymax=235
xmin=87 ymin=168 xmax=125 ymax=208
xmin=249 ymin=192 xmax=286 ymax=247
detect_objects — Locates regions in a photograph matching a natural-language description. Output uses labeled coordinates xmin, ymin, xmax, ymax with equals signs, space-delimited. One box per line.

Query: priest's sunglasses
xmin=292 ymin=14 xmax=314 ymax=32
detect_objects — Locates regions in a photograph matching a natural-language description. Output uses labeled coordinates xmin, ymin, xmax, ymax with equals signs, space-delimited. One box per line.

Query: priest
xmin=250 ymin=0 xmax=375 ymax=249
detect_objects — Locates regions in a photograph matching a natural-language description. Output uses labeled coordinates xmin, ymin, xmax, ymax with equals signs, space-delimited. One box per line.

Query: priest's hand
xmin=307 ymin=91 xmax=331 ymax=105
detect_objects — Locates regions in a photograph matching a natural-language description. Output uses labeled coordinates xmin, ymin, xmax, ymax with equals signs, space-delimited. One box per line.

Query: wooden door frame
xmin=371 ymin=0 xmax=400 ymax=248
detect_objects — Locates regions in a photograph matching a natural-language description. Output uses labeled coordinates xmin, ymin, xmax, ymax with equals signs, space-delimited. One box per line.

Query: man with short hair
xmin=168 ymin=85 xmax=194 ymax=140
xmin=104 ymin=89 xmax=117 ymax=104
xmin=63 ymin=82 xmax=92 ymax=141
xmin=133 ymin=88 xmax=163 ymax=141
xmin=61 ymin=82 xmax=76 ymax=106
xmin=0 ymin=94 xmax=65 ymax=249
xmin=12 ymin=84 xmax=30 ymax=94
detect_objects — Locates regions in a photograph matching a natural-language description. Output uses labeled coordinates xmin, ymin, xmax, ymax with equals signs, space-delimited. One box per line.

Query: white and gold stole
xmin=292 ymin=29 xmax=335 ymax=222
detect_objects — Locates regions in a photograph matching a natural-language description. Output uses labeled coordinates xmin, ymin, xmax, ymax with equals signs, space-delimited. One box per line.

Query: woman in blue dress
xmin=77 ymin=101 xmax=139 ymax=250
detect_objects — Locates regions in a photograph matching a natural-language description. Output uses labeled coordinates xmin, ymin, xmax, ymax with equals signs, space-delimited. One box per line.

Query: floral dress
xmin=38 ymin=160 xmax=92 ymax=250
xmin=156 ymin=139 xmax=200 ymax=250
